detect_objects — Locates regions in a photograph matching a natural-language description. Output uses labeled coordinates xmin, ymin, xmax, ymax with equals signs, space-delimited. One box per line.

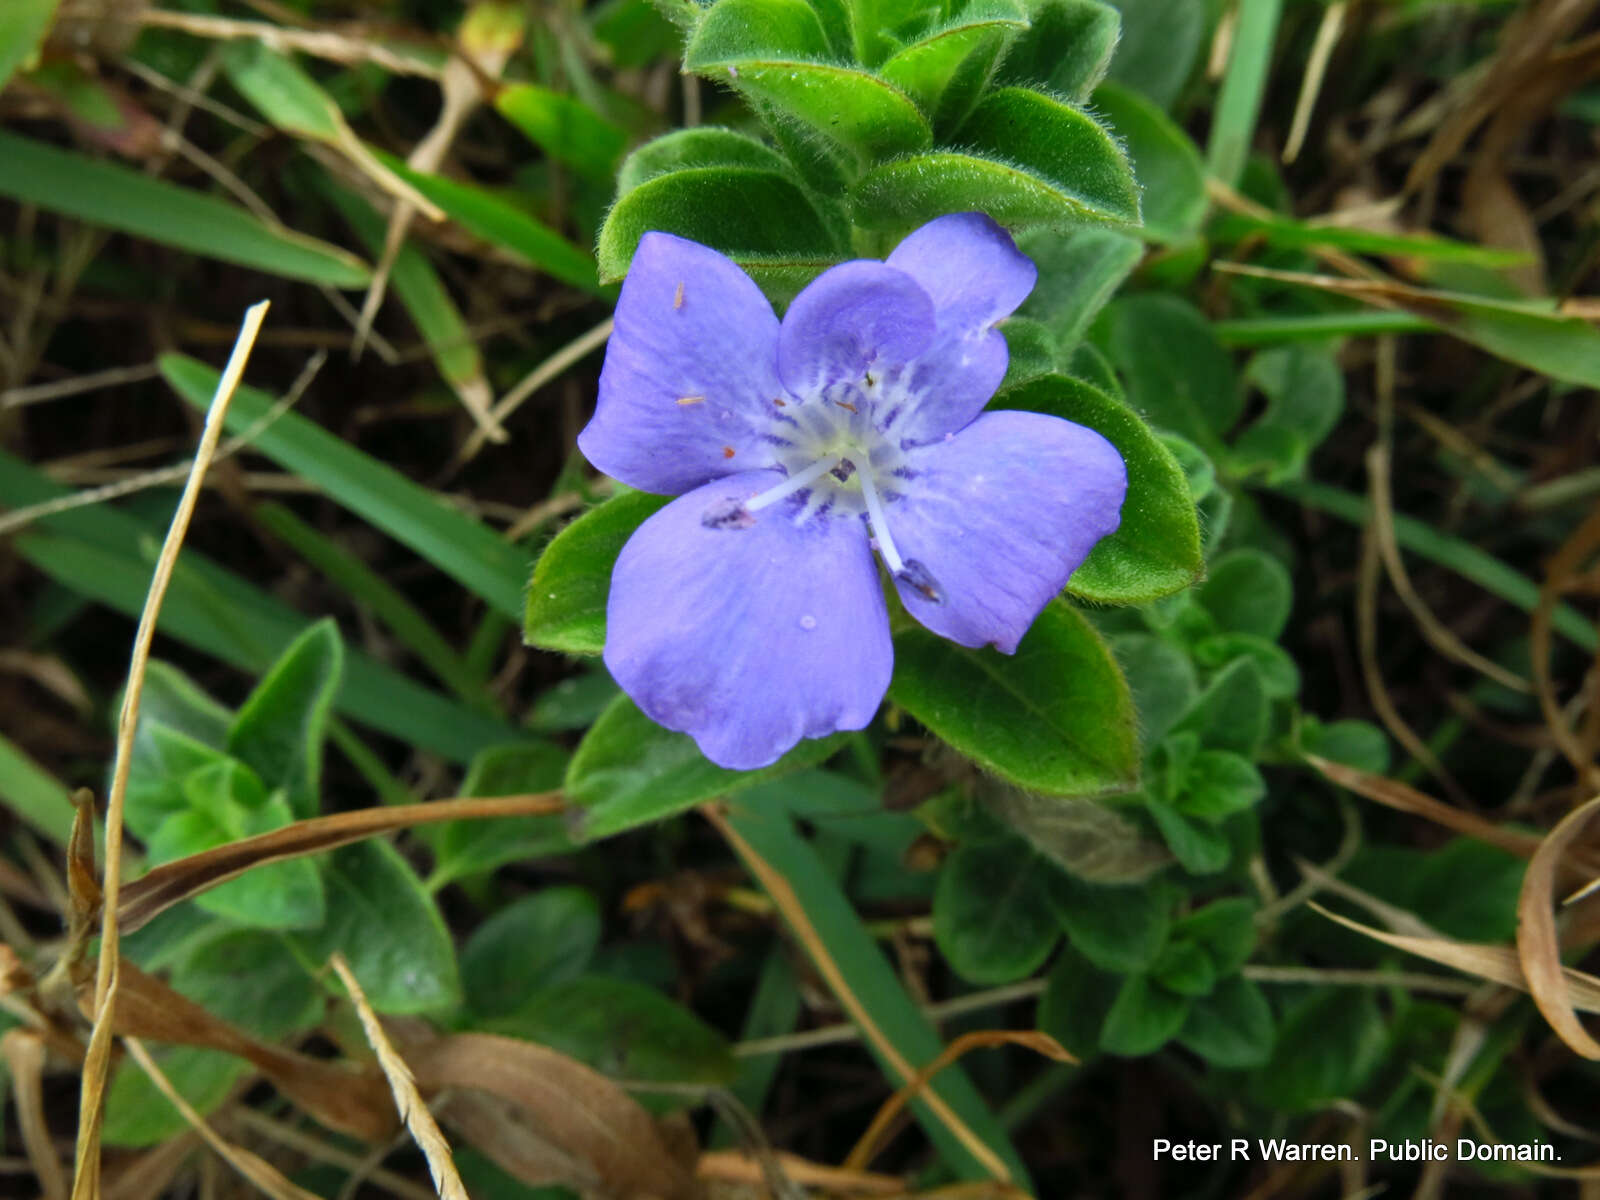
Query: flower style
xmin=578 ymin=213 xmax=1128 ymax=770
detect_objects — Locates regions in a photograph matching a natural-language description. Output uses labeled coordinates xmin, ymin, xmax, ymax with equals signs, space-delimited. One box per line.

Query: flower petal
xmin=777 ymin=261 xmax=936 ymax=396
xmin=887 ymin=212 xmax=1036 ymax=332
xmin=604 ymin=472 xmax=893 ymax=769
xmin=884 ymin=213 xmax=1038 ymax=441
xmin=578 ymin=233 xmax=788 ymax=496
xmin=889 ymin=410 xmax=1126 ymax=653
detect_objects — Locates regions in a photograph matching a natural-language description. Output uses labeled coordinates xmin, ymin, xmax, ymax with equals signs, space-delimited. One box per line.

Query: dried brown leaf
xmin=1518 ymin=794 xmax=1600 ymax=1059
xmin=434 ymin=1091 xmax=599 ymax=1194
xmin=1311 ymin=902 xmax=1600 ymax=1014
xmin=79 ymin=959 xmax=396 ymax=1141
xmin=406 ymin=1031 xmax=698 ymax=1200
xmin=5 ymin=1028 xmax=67 ymax=1200
xmin=117 ymin=790 xmax=562 ymax=933
xmin=697 ymin=1150 xmax=902 ymax=1195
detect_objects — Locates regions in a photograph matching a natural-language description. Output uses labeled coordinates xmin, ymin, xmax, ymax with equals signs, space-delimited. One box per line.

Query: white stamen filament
xmin=857 ymin=461 xmax=905 ymax=574
xmin=744 ymin=455 xmax=838 ymax=513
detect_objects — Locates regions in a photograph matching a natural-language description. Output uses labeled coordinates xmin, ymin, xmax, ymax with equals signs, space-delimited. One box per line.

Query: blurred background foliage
xmin=2 ymin=0 xmax=1600 ymax=1196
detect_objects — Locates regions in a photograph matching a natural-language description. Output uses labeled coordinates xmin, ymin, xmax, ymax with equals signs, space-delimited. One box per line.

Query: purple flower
xmin=579 ymin=213 xmax=1128 ymax=770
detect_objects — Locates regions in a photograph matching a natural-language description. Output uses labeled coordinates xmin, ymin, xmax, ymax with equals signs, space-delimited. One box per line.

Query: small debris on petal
xmin=896 ymin=559 xmax=944 ymax=604
xmin=835 ymin=399 xmax=858 ymax=413
xmin=673 ymin=281 xmax=684 ymax=310
xmin=772 ymin=397 xmax=787 ymax=407
xmin=677 ymin=395 xmax=705 ymax=406
xmin=722 ymin=445 xmax=736 ymax=458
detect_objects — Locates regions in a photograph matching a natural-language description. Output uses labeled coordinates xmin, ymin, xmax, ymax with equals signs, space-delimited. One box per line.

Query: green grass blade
xmin=1212 ymin=310 xmax=1434 ymax=345
xmin=256 ymin=502 xmax=500 ymax=715
xmin=0 ymin=731 xmax=75 ymax=847
xmin=1276 ymin=480 xmax=1596 ymax=653
xmin=1212 ymin=211 xmax=1528 ymax=267
xmin=0 ymin=131 xmax=370 ymax=288
xmin=721 ymin=801 xmax=1029 ymax=1185
xmin=1207 ymin=0 xmax=1282 ymax=186
xmin=380 ymin=155 xmax=607 ymax=295
xmin=0 ymin=452 xmax=514 ymax=764
xmin=160 ymin=355 xmax=528 ymax=619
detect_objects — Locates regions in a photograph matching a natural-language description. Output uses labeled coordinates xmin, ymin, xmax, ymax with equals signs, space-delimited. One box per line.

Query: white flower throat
xmin=700 ymin=370 xmax=944 ymax=603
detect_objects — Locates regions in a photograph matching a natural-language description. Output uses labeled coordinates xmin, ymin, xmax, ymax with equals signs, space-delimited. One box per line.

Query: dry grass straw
xmin=701 ymin=803 xmax=1014 ymax=1186
xmin=844 ymin=1031 xmax=1073 ymax=1174
xmin=328 ymin=953 xmax=468 ymax=1200
xmin=1518 ymin=794 xmax=1600 ymax=1060
xmin=121 ymin=1036 xmax=322 ymax=1200
xmin=68 ymin=301 xmax=270 ymax=1200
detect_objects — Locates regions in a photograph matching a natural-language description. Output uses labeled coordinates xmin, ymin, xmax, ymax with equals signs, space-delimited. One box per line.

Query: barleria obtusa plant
xmin=8 ymin=0 xmax=1600 ymax=1195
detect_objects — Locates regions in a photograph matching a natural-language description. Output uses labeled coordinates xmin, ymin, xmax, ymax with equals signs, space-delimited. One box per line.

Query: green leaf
xmin=566 ymin=697 xmax=846 ymax=840
xmin=853 ymin=89 xmax=1137 ymax=232
xmin=1299 ymin=716 xmax=1389 ymax=775
xmin=0 ymin=132 xmax=369 ymax=287
xmin=1253 ymin=990 xmax=1384 ymax=1112
xmin=616 ymin=127 xmax=797 ymax=195
xmin=889 ymin=598 xmax=1138 ymax=795
xmin=1178 ymin=750 xmax=1265 ymax=822
xmin=1178 ymin=974 xmax=1274 ymax=1067
xmin=380 ymin=156 xmax=603 ymax=294
xmin=1231 ymin=345 xmax=1345 ymax=482
xmin=490 ymin=976 xmax=736 ymax=1084
xmin=598 ymin=166 xmax=842 ymax=292
xmin=1173 ymin=657 xmax=1269 ymax=756
xmin=529 ymin=669 xmax=620 ymax=732
xmin=995 ymin=374 xmax=1202 ymax=604
xmin=879 ymin=3 xmax=1028 ymax=130
xmin=1091 ymin=82 xmax=1206 ymax=241
xmin=1150 ymin=938 xmax=1215 ymax=996
xmin=104 ymin=1047 xmax=244 ymax=1148
xmin=162 ymin=356 xmax=531 ymax=621
xmin=685 ymin=4 xmax=931 ymax=165
xmin=1099 ymin=973 xmax=1189 ymax=1056
xmin=1104 ymin=0 xmax=1205 ymax=110
xmin=427 ymin=742 xmax=573 ymax=888
xmin=496 ymin=83 xmax=629 ymax=182
xmin=933 ymin=838 xmax=1061 ymax=984
xmin=145 ymin=761 xmax=325 ymax=930
xmin=227 ymin=619 xmax=342 ymax=819
xmin=1197 ymin=549 xmax=1292 ymax=641
xmin=998 ymin=317 xmax=1058 ymax=386
xmin=0 ymin=0 xmax=59 ymax=92
xmin=127 ymin=671 xmax=236 ymax=840
xmin=1047 ymin=869 xmax=1172 ymax=973
xmin=463 ymin=888 xmax=602 ymax=1017
xmin=1108 ymin=633 xmax=1197 ymax=746
xmin=524 ymin=490 xmax=670 ymax=655
xmin=1145 ymin=799 xmax=1231 ymax=874
xmin=1103 ymin=294 xmax=1240 ymax=452
xmin=1173 ymin=897 xmax=1257 ymax=976
xmin=998 ymin=0 xmax=1119 ymax=100
xmin=1192 ymin=633 xmax=1299 ymax=700
xmin=294 ymin=840 xmax=461 ymax=1014
xmin=1014 ymin=226 xmax=1142 ymax=353
xmin=1037 ymin=946 xmax=1121 ymax=1058
xmin=169 ymin=929 xmax=321 ymax=1040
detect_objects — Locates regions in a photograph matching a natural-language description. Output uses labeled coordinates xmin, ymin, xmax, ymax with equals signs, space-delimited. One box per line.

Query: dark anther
xmin=702 ymin=499 xmax=755 ymax=530
xmin=831 ymin=458 xmax=857 ymax=483
xmin=896 ymin=559 xmax=943 ymax=604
